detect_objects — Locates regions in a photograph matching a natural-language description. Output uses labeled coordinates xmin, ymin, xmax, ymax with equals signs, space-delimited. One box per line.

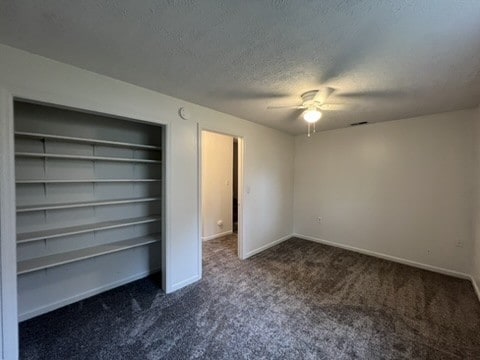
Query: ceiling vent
xmin=350 ymin=121 xmax=369 ymax=126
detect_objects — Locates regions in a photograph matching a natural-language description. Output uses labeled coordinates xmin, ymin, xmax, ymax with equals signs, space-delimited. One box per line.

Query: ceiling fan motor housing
xmin=301 ymin=90 xmax=320 ymax=106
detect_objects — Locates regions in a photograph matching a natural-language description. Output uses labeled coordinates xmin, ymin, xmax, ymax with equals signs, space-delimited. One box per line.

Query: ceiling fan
xmin=267 ymin=88 xmax=344 ymax=136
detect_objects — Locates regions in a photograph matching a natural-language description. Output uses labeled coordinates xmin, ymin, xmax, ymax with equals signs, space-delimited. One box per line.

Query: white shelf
xmin=17 ymin=216 xmax=162 ymax=243
xmin=17 ymin=196 xmax=161 ymax=212
xmin=15 ymin=152 xmax=162 ymax=164
xmin=15 ymin=131 xmax=162 ymax=151
xmin=17 ymin=233 xmax=161 ymax=275
xmin=16 ymin=179 xmax=161 ymax=184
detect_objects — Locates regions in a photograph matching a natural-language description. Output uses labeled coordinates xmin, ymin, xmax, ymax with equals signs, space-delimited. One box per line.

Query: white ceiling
xmin=1 ymin=1 xmax=480 ymax=134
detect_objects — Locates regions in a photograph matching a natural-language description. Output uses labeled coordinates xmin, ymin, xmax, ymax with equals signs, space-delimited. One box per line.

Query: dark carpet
xmin=20 ymin=236 xmax=480 ymax=359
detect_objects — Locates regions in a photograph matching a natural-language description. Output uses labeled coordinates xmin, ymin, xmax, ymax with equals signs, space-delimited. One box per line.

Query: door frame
xmin=198 ymin=128 xmax=245 ymax=271
xmin=0 ymin=89 xmax=18 ymax=360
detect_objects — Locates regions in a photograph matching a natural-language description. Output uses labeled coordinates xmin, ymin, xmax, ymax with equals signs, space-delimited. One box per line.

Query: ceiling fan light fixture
xmin=303 ymin=107 xmax=322 ymax=123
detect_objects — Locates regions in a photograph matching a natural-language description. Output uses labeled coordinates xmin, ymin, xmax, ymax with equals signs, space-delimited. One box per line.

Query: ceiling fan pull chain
xmin=307 ymin=123 xmax=311 ymax=137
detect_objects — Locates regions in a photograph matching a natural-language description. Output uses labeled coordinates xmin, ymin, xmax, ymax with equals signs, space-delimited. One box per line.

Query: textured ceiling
xmin=1 ymin=1 xmax=480 ymax=134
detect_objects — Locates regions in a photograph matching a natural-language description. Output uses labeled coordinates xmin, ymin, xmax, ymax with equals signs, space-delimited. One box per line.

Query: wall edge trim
xmin=471 ymin=275 xmax=480 ymax=303
xmin=293 ymin=233 xmax=471 ymax=280
xmin=202 ymin=230 xmax=233 ymax=241
xmin=169 ymin=274 xmax=201 ymax=293
xmin=244 ymin=234 xmax=292 ymax=259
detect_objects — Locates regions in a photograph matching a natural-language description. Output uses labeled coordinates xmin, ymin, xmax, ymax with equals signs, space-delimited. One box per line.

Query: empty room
xmin=0 ymin=1 xmax=480 ymax=359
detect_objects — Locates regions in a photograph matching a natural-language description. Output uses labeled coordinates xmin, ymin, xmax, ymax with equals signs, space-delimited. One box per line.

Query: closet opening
xmin=201 ymin=130 xmax=244 ymax=260
xmin=13 ymin=100 xmax=166 ymax=328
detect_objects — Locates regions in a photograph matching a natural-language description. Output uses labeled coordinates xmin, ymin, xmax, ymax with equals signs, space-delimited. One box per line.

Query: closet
xmin=14 ymin=101 xmax=164 ymax=320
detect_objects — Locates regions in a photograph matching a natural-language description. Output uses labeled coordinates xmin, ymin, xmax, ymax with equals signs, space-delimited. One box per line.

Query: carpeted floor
xmin=20 ymin=236 xmax=480 ymax=359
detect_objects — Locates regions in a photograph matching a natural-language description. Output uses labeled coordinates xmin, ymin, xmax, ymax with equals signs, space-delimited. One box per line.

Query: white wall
xmin=0 ymin=44 xmax=295 ymax=359
xmin=473 ymin=105 xmax=480 ymax=296
xmin=202 ymin=131 xmax=233 ymax=239
xmin=294 ymin=109 xmax=476 ymax=275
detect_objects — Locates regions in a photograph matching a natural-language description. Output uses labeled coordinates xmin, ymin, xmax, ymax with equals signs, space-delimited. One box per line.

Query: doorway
xmin=200 ymin=130 xmax=243 ymax=259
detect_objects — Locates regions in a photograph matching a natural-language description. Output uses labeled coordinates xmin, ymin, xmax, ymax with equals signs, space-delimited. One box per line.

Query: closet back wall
xmin=294 ymin=109 xmax=475 ymax=275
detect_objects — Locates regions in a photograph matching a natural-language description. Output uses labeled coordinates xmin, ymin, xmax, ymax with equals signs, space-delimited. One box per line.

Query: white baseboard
xmin=471 ymin=275 xmax=480 ymax=303
xmin=202 ymin=230 xmax=233 ymax=241
xmin=244 ymin=234 xmax=292 ymax=259
xmin=294 ymin=233 xmax=471 ymax=280
xmin=169 ymin=274 xmax=201 ymax=293
xmin=18 ymin=267 xmax=162 ymax=322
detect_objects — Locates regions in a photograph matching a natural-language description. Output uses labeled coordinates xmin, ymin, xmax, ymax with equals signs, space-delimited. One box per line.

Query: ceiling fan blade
xmin=337 ymin=90 xmax=405 ymax=99
xmin=319 ymin=103 xmax=349 ymax=111
xmin=267 ymin=105 xmax=306 ymax=110
xmin=211 ymin=89 xmax=290 ymax=100
xmin=313 ymin=87 xmax=335 ymax=105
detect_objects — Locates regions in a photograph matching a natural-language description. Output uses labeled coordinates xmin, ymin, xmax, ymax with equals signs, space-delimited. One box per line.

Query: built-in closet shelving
xmin=15 ymin=101 xmax=164 ymax=321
